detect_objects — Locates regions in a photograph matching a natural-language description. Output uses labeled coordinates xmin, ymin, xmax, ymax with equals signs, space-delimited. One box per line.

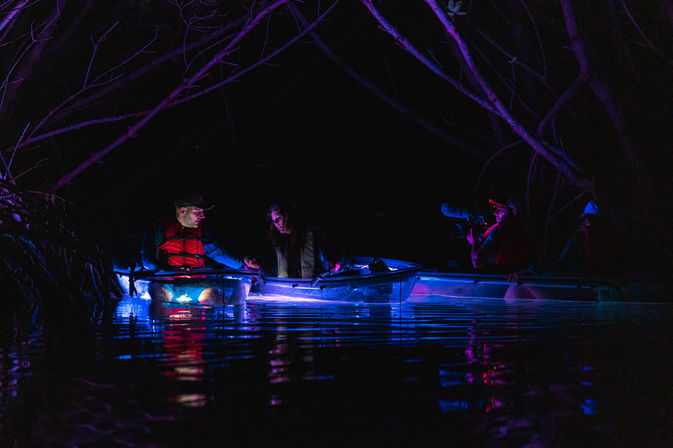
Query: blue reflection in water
xmin=108 ymin=295 xmax=672 ymax=423
xmin=3 ymin=292 xmax=671 ymax=447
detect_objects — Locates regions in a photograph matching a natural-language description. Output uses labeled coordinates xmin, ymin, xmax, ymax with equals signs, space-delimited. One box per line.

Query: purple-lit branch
xmin=83 ymin=21 xmax=119 ymax=88
xmin=4 ymin=2 xmax=336 ymax=159
xmin=53 ymin=21 xmax=245 ymax=125
xmin=361 ymin=0 xmax=591 ymax=190
xmin=426 ymin=0 xmax=590 ymax=188
xmin=561 ymin=0 xmax=637 ymax=164
xmin=0 ymin=0 xmax=62 ymax=117
xmin=526 ymin=152 xmax=539 ymax=218
xmin=24 ymin=25 xmax=158 ymax=141
xmin=0 ymin=0 xmax=29 ymax=36
xmin=185 ymin=31 xmax=240 ymax=72
xmin=290 ymin=3 xmax=486 ymax=159
xmin=11 ymin=157 xmax=47 ymax=182
xmin=471 ymin=140 xmax=525 ymax=194
xmin=10 ymin=8 xmax=249 ymax=145
xmin=168 ymin=1 xmax=340 ymax=108
xmin=463 ymin=34 xmax=540 ymax=120
xmin=536 ymin=75 xmax=585 ymax=138
xmin=463 ymin=15 xmax=602 ymax=141
xmin=6 ymin=121 xmax=29 ymax=177
xmin=0 ymin=121 xmax=29 ymax=182
xmin=51 ymin=0 xmax=324 ymax=191
xmin=90 ymin=26 xmax=158 ymax=87
xmin=360 ymin=0 xmax=492 ymax=112
xmin=517 ymin=0 xmax=547 ymax=78
xmin=466 ymin=22 xmax=553 ymax=93
xmin=169 ymin=0 xmax=221 ymax=67
xmin=2 ymin=113 xmax=142 ymax=155
xmin=618 ymin=0 xmax=673 ymax=68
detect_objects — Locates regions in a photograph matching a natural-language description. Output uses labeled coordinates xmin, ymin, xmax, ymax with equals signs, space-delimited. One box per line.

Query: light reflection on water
xmin=2 ymin=293 xmax=672 ymax=446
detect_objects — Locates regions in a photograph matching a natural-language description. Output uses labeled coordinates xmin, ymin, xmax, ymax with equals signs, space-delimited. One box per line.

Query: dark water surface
xmin=2 ymin=291 xmax=672 ymax=447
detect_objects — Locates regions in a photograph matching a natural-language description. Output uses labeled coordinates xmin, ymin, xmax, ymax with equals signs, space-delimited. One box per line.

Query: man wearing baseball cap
xmin=141 ymin=193 xmax=258 ymax=271
xmin=465 ymin=196 xmax=534 ymax=270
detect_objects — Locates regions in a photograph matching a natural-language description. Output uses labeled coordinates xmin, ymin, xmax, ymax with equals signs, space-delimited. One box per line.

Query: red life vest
xmin=157 ymin=219 xmax=205 ymax=268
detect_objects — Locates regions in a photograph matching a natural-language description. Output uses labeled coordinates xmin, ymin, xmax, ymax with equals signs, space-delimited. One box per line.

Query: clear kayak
xmin=251 ymin=256 xmax=422 ymax=303
xmin=115 ymin=268 xmax=256 ymax=305
xmin=412 ymin=271 xmax=673 ymax=302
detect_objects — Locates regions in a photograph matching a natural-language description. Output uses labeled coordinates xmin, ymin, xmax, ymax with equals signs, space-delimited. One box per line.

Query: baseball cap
xmin=173 ymin=194 xmax=214 ymax=210
xmin=488 ymin=197 xmax=519 ymax=212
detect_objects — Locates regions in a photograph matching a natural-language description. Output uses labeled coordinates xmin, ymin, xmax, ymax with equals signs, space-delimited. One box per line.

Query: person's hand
xmin=507 ymin=266 xmax=535 ymax=283
xmin=466 ymin=228 xmax=476 ymax=246
xmin=179 ymin=265 xmax=192 ymax=271
xmin=329 ymin=262 xmax=341 ymax=273
xmin=244 ymin=256 xmax=260 ymax=270
xmin=506 ymin=271 xmax=519 ymax=283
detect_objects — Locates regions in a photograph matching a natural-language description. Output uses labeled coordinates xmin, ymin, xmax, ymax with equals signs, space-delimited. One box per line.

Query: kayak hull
xmin=412 ymin=272 xmax=673 ymax=302
xmin=116 ymin=269 xmax=254 ymax=305
xmin=253 ymin=257 xmax=421 ymax=303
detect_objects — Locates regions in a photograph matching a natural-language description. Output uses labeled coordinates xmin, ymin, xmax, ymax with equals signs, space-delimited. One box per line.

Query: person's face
xmin=179 ymin=206 xmax=205 ymax=228
xmin=270 ymin=210 xmax=290 ymax=234
xmin=579 ymin=215 xmax=592 ymax=230
xmin=493 ymin=206 xmax=510 ymax=223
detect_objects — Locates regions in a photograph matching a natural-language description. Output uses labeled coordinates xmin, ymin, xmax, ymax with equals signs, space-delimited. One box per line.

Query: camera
xmin=440 ymin=204 xmax=487 ymax=237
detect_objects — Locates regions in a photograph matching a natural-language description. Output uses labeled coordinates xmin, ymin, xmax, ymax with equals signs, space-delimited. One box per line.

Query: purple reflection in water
xmin=1 ymin=294 xmax=671 ymax=447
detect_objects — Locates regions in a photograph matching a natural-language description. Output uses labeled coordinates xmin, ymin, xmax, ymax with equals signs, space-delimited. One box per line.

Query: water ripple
xmin=1 ymin=293 xmax=671 ymax=447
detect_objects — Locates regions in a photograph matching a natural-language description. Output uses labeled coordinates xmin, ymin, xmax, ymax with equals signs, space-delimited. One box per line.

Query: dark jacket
xmin=273 ymin=228 xmax=342 ymax=278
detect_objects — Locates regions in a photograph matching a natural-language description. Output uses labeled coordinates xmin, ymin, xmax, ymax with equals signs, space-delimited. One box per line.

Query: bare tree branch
xmin=0 ymin=0 xmax=64 ymax=119
xmin=83 ymin=21 xmax=119 ymax=88
xmin=51 ymin=0 xmax=330 ymax=191
xmin=618 ymin=0 xmax=673 ymax=67
xmin=3 ymin=112 xmax=142 ymax=154
xmin=426 ymin=0 xmax=590 ymax=188
xmin=471 ymin=139 xmax=525 ymax=194
xmin=169 ymin=0 xmax=340 ymax=108
xmin=536 ymin=75 xmax=585 ymax=138
xmin=517 ymin=0 xmax=547 ymax=77
xmin=0 ymin=0 xmax=29 ymax=35
xmin=361 ymin=0 xmax=590 ymax=189
xmin=289 ymin=2 xmax=486 ymax=158
xmin=561 ymin=0 xmax=637 ymax=164
xmin=360 ymin=0 xmax=494 ymax=112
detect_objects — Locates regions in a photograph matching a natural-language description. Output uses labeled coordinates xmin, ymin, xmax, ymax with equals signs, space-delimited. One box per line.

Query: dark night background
xmin=3 ymin=0 xmax=672 ymax=272
xmin=3 ymin=4 xmax=673 ymax=447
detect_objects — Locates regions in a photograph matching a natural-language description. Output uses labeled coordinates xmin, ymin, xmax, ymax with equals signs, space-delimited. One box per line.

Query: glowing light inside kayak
xmin=117 ymin=274 xmax=152 ymax=299
xmin=247 ymin=294 xmax=330 ymax=303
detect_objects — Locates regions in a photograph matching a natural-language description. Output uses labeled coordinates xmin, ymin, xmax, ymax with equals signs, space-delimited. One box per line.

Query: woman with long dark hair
xmin=267 ymin=203 xmax=341 ymax=278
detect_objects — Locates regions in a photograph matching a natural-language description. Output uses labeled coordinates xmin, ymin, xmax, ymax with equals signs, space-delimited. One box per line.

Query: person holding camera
xmin=465 ymin=197 xmax=534 ymax=271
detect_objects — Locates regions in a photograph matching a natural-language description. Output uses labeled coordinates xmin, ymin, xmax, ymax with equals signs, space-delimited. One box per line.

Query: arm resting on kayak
xmin=201 ymin=232 xmax=245 ymax=270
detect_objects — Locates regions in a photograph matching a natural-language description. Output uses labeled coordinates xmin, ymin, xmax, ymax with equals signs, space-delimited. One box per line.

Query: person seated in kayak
xmin=267 ymin=202 xmax=343 ymax=278
xmin=465 ymin=197 xmax=534 ymax=271
xmin=141 ymin=194 xmax=259 ymax=271
xmin=558 ymin=200 xmax=624 ymax=276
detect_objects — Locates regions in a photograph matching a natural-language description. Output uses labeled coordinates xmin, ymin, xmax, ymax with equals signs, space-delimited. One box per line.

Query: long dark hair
xmin=266 ymin=203 xmax=309 ymax=260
